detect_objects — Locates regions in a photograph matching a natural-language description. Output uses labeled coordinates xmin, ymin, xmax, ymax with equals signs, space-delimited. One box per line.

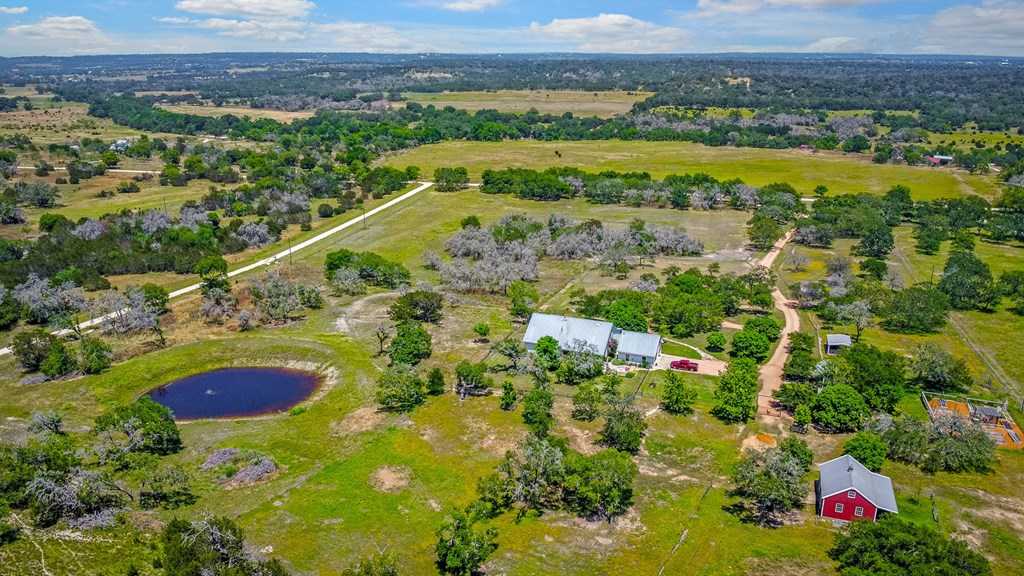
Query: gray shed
xmin=826 ymin=334 xmax=853 ymax=355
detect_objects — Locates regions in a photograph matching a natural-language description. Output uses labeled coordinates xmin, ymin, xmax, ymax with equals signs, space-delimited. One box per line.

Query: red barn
xmin=816 ymin=455 xmax=897 ymax=522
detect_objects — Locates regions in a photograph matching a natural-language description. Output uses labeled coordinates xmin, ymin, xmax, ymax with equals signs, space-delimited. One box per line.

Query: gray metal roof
xmin=818 ymin=455 xmax=898 ymax=512
xmin=616 ymin=330 xmax=662 ymax=358
xmin=826 ymin=334 xmax=853 ymax=347
xmin=523 ymin=313 xmax=613 ymax=356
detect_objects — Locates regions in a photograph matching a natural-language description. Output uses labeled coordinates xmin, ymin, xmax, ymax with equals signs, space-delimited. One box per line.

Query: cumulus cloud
xmin=8 ymin=16 xmax=103 ymax=39
xmin=175 ymin=0 xmax=315 ymax=19
xmin=529 ymin=13 xmax=690 ymax=53
xmin=5 ymin=15 xmax=114 ymax=54
xmin=197 ymin=18 xmax=307 ymax=41
xmin=919 ymin=0 xmax=1024 ymax=55
xmin=0 ymin=5 xmax=28 ymax=14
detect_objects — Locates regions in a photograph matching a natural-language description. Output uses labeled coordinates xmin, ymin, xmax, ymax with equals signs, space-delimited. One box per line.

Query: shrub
xmin=599 ymin=403 xmax=647 ymax=454
xmin=317 ymin=203 xmax=335 ymax=218
xmin=375 ymin=365 xmax=425 ymax=413
xmin=427 ymin=367 xmax=446 ymax=396
xmin=79 ymin=336 xmax=113 ymax=375
xmin=95 ymin=397 xmax=182 ymax=455
xmin=706 ymin=331 xmax=726 ymax=352
xmin=387 ymin=322 xmax=432 ymax=366
xmin=830 ymin=516 xmax=991 ymax=576
xmin=843 ymin=431 xmax=887 ymax=472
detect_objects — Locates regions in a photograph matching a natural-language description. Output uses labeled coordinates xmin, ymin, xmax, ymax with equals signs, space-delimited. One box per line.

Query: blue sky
xmin=1 ymin=1 xmax=1022 ymax=57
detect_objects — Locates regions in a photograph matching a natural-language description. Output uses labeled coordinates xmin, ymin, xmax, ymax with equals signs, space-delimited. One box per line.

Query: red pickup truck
xmin=670 ymin=359 xmax=699 ymax=372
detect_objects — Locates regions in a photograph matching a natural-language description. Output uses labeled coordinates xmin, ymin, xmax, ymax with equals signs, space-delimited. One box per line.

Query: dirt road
xmin=755 ymin=231 xmax=798 ymax=420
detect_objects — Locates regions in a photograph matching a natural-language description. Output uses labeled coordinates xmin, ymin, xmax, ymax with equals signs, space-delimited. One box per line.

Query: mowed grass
xmin=382 ymin=140 xmax=1000 ymax=200
xmin=157 ymin=104 xmax=316 ymax=123
xmin=401 ymin=90 xmax=652 ymax=118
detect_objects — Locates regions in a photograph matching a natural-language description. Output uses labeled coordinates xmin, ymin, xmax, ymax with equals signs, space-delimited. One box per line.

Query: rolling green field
xmin=382 ymin=140 xmax=1001 ymax=200
xmin=400 ymin=90 xmax=652 ymax=118
xmin=3 ymin=179 xmax=1024 ymax=574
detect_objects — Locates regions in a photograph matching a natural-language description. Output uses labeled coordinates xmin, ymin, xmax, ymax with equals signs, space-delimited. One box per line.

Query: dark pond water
xmin=147 ymin=367 xmax=320 ymax=420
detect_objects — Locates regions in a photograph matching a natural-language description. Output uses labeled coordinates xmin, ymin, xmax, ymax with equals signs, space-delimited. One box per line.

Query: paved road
xmin=0 ymin=181 xmax=435 ymax=357
xmin=754 ymin=230 xmax=799 ymax=420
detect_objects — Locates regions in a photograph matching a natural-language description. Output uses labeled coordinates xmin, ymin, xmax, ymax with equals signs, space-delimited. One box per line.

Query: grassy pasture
xmin=401 ymin=90 xmax=652 ymax=118
xmin=3 ymin=182 xmax=1024 ymax=574
xmin=156 ymin=104 xmax=316 ymax=123
xmin=382 ymin=140 xmax=1001 ymax=200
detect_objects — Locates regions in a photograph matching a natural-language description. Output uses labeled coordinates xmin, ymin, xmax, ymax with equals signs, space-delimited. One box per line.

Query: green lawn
xmin=382 ymin=140 xmax=1001 ymax=200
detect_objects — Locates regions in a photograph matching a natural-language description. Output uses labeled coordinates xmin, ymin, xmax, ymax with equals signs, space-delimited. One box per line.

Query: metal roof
xmin=826 ymin=334 xmax=853 ymax=347
xmin=616 ymin=330 xmax=662 ymax=359
xmin=522 ymin=313 xmax=613 ymax=356
xmin=818 ymin=455 xmax=898 ymax=513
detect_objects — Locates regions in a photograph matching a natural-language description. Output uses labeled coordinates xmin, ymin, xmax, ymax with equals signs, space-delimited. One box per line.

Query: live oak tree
xmin=435 ymin=510 xmax=498 ymax=576
xmin=729 ymin=446 xmax=808 ymax=526
xmin=376 ymin=365 xmax=425 ymax=413
xmin=830 ymin=516 xmax=991 ymax=576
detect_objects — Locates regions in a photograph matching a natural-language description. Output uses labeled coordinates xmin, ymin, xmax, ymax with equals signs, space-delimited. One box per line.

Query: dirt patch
xmin=961 ymin=489 xmax=1024 ymax=536
xmin=465 ymin=417 xmax=522 ymax=456
xmin=741 ymin=433 xmax=777 ymax=452
xmin=331 ymin=406 xmax=386 ymax=436
xmin=563 ymin=424 xmax=601 ymax=456
xmin=335 ymin=292 xmax=396 ymax=336
xmin=370 ymin=465 xmax=411 ymax=493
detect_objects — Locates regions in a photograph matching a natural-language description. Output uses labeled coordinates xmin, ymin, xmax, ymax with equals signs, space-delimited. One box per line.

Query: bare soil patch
xmin=331 ymin=406 xmax=386 ymax=436
xmin=370 ymin=465 xmax=412 ymax=493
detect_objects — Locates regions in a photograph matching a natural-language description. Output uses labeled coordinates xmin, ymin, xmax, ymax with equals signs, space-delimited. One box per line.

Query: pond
xmin=147 ymin=367 xmax=320 ymax=420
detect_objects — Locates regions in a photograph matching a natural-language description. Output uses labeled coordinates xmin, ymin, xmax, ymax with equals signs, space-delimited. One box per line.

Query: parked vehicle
xmin=670 ymin=359 xmax=699 ymax=372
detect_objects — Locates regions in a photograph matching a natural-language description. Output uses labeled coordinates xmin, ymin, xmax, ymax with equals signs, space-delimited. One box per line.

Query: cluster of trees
xmin=575 ymin=266 xmax=775 ymax=340
xmin=430 ymin=214 xmax=702 ymax=295
xmin=830 ymin=516 xmax=991 ymax=575
xmin=0 ymin=399 xmax=189 ymax=542
xmin=873 ymin=415 xmax=996 ymax=474
xmin=776 ymin=342 xmax=908 ymax=432
xmin=325 ymin=249 xmax=411 ymax=290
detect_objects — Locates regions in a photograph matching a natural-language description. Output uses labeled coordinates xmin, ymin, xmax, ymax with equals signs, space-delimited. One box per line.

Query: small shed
xmin=817 ymin=455 xmax=897 ymax=522
xmin=615 ymin=330 xmax=662 ymax=367
xmin=826 ymin=334 xmax=852 ymax=355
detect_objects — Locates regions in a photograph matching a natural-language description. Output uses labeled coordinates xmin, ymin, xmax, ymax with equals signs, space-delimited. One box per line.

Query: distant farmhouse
xmin=817 ymin=455 xmax=898 ymax=523
xmin=522 ymin=313 xmax=662 ymax=367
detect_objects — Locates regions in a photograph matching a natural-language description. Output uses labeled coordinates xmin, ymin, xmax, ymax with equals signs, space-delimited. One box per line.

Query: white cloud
xmin=155 ymin=17 xmax=194 ymax=25
xmin=7 ymin=16 xmax=104 ymax=39
xmin=529 ymin=13 xmax=690 ymax=53
xmin=696 ymin=0 xmax=881 ymax=16
xmin=175 ymin=0 xmax=315 ymax=19
xmin=439 ymin=0 xmax=503 ymax=12
xmin=197 ymin=17 xmax=307 ymax=41
xmin=920 ymin=0 xmax=1024 ymax=55
xmin=5 ymin=16 xmax=114 ymax=54
xmin=0 ymin=5 xmax=28 ymax=15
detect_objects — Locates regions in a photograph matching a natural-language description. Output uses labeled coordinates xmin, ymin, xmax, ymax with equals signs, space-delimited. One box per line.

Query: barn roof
xmin=819 ymin=455 xmax=898 ymax=512
xmin=617 ymin=330 xmax=662 ymax=359
xmin=522 ymin=313 xmax=613 ymax=356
